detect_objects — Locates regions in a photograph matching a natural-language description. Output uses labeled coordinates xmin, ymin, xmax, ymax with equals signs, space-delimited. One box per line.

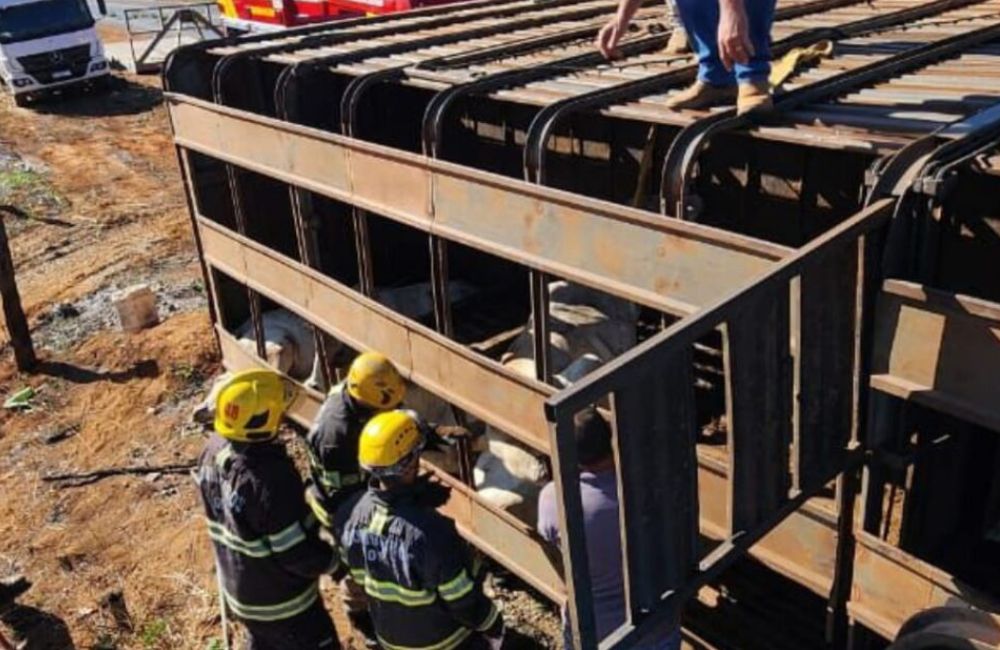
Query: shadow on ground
xmin=1 ymin=604 xmax=76 ymax=650
xmin=35 ymin=359 xmax=160 ymax=384
xmin=26 ymin=75 xmax=162 ymax=118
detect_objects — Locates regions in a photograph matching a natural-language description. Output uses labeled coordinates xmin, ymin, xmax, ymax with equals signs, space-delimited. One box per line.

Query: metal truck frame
xmin=165 ymin=1 xmax=1000 ymax=646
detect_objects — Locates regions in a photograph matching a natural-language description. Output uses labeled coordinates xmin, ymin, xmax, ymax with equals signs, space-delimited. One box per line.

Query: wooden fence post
xmin=0 ymin=207 xmax=36 ymax=371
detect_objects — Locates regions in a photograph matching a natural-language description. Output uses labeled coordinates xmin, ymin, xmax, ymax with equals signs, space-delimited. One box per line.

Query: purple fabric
xmin=537 ymin=470 xmax=681 ymax=649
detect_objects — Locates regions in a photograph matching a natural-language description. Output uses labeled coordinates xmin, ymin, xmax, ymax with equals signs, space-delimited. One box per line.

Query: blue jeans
xmin=674 ymin=0 xmax=776 ymax=86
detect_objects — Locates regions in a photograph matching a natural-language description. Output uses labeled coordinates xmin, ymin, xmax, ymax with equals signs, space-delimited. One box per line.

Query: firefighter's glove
xmin=328 ymin=555 xmax=348 ymax=582
xmin=434 ymin=425 xmax=475 ymax=441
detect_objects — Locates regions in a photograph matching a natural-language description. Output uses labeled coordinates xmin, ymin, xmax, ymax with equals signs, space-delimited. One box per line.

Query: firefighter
xmin=304 ymin=351 xmax=407 ymax=639
xmin=197 ymin=369 xmax=340 ymax=650
xmin=332 ymin=410 xmax=505 ymax=650
xmin=305 ymin=351 xmax=407 ymax=522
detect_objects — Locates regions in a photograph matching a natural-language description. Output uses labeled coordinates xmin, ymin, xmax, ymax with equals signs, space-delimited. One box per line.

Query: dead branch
xmin=42 ymin=462 xmax=197 ymax=487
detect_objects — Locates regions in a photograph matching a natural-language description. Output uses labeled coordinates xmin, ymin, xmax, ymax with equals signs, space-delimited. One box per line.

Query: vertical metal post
xmin=224 ymin=165 xmax=267 ymax=359
xmin=530 ymin=271 xmax=551 ymax=383
xmin=290 ymin=188 xmax=335 ymax=389
xmin=548 ymin=409 xmax=596 ymax=649
xmin=0 ymin=208 xmax=36 ymax=371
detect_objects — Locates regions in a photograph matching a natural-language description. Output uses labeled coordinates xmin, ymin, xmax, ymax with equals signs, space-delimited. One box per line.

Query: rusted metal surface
xmin=166 ymin=0 xmax=1000 ymax=643
xmin=167 ymin=95 xmax=788 ymax=317
xmin=545 ymin=200 xmax=893 ymax=647
xmin=198 ymin=219 xmax=556 ymax=453
xmin=849 ymin=532 xmax=1000 ymax=640
xmin=871 ymin=280 xmax=1000 ymax=433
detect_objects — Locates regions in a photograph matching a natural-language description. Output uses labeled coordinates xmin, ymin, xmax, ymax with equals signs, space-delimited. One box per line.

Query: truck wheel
xmin=13 ymin=93 xmax=29 ymax=108
xmin=889 ymin=607 xmax=1000 ymax=650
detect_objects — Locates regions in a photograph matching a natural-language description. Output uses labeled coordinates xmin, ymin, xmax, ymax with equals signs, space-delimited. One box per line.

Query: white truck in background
xmin=0 ymin=0 xmax=110 ymax=106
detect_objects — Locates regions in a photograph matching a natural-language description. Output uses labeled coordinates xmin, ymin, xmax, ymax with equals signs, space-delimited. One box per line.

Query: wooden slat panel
xmin=218 ymin=327 xmax=567 ymax=602
xmin=611 ymin=352 xmax=699 ymax=622
xmin=200 ymin=220 xmax=556 ymax=453
xmin=168 ymin=94 xmax=788 ymax=317
xmin=795 ymin=244 xmax=859 ymax=493
xmin=725 ymin=287 xmax=793 ymax=533
xmin=871 ymin=280 xmax=1000 ymax=432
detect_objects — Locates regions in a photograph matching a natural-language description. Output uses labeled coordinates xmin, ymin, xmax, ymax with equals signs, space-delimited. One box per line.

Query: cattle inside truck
xmin=165 ymin=0 xmax=1000 ymax=646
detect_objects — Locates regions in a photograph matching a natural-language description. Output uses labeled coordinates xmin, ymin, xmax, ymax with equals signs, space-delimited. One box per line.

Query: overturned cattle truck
xmin=164 ymin=0 xmax=1000 ymax=646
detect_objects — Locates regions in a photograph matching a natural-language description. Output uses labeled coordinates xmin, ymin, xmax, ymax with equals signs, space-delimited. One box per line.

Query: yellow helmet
xmin=346 ymin=352 xmax=405 ymax=411
xmin=215 ymin=369 xmax=294 ymax=443
xmin=358 ymin=410 xmax=424 ymax=477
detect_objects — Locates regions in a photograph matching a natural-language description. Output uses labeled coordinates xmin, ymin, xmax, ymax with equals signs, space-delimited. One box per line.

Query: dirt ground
xmin=0 ymin=50 xmax=564 ymax=649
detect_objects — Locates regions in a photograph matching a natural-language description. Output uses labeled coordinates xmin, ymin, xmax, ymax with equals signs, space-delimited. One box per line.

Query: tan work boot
xmin=737 ymin=80 xmax=774 ymax=115
xmin=664 ymin=81 xmax=737 ymax=110
xmin=663 ymin=28 xmax=690 ymax=55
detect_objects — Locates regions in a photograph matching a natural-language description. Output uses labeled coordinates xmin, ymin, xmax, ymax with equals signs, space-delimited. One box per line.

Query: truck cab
xmin=0 ymin=0 xmax=109 ymax=106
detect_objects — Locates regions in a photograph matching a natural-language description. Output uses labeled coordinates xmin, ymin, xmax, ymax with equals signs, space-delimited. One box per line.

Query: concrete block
xmin=113 ymin=284 xmax=159 ymax=332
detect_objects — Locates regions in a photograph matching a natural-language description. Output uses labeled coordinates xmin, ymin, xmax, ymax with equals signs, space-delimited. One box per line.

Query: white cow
xmin=473 ymin=281 xmax=638 ymax=523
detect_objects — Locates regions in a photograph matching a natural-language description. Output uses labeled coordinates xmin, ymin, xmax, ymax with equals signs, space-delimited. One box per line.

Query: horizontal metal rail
xmin=545 ymin=198 xmax=893 ymax=649
xmin=871 ymin=279 xmax=1000 ymax=432
xmin=198 ymin=218 xmax=556 ymax=452
xmin=522 ymin=0 xmax=982 ymax=185
xmin=168 ymin=94 xmax=788 ymax=316
xmin=661 ymin=4 xmax=1000 ymax=220
xmin=214 ymin=0 xmax=619 ymax=104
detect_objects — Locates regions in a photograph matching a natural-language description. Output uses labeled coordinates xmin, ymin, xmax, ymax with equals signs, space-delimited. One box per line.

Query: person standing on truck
xmin=332 ymin=409 xmax=506 ymax=650
xmin=596 ymin=0 xmax=775 ymax=114
xmin=197 ymin=369 xmax=340 ymax=650
xmin=537 ymin=408 xmax=682 ymax=649
xmin=304 ymin=351 xmax=407 ymax=641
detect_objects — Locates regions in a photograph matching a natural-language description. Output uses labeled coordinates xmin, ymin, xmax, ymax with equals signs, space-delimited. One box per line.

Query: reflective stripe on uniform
xmin=205 ymin=515 xmax=314 ymax=558
xmin=367 ymin=506 xmax=390 ymax=535
xmin=437 ymin=569 xmax=475 ymax=603
xmin=215 ymin=445 xmax=234 ymax=469
xmin=267 ymin=519 xmax=308 ymax=553
xmin=206 ymin=519 xmax=271 ymax=558
xmin=306 ymin=489 xmax=333 ymax=528
xmin=224 ymin=582 xmax=319 ymax=622
xmin=475 ymin=602 xmax=500 ymax=632
xmin=377 ymin=626 xmax=472 ymax=650
xmin=363 ymin=575 xmax=436 ymax=607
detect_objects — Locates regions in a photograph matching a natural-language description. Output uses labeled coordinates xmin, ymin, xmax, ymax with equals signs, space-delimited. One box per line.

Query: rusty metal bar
xmin=0 ymin=207 xmax=35 ymax=372
xmin=610 ymin=358 xmax=699 ymax=630
xmin=546 ymin=200 xmax=892 ymax=649
xmin=167 ymin=94 xmax=788 ymax=316
xmin=724 ymin=287 xmax=792 ymax=533
xmin=198 ymin=219 xmax=557 ymax=452
xmin=523 ymin=0 xmax=944 ymax=185
xmin=794 ymin=245 xmax=859 ymax=494
xmin=549 ymin=408 xmax=596 ymax=649
xmin=546 ymin=199 xmax=894 ymax=417
xmin=871 ymin=280 xmax=1000 ymax=432
xmin=662 ymin=7 xmax=1000 ymax=219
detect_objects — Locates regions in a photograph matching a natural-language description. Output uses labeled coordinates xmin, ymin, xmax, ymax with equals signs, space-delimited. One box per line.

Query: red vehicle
xmin=217 ymin=0 xmax=459 ymax=34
